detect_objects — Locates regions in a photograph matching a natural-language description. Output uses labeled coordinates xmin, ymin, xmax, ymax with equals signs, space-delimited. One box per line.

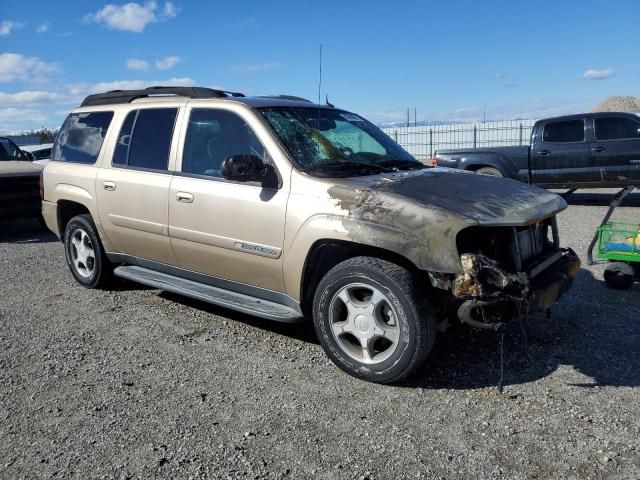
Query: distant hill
xmin=590 ymin=96 xmax=640 ymax=113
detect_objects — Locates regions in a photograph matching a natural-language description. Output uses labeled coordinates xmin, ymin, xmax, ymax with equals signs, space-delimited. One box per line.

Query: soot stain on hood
xmin=328 ymin=168 xmax=567 ymax=273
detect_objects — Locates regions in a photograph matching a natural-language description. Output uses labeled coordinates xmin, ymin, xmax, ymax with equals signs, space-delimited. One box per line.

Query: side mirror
xmin=221 ymin=155 xmax=266 ymax=182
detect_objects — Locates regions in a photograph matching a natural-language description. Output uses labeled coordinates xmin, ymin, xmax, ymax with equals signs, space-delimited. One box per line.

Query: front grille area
xmin=456 ymin=218 xmax=557 ymax=273
xmin=0 ymin=174 xmax=41 ymax=218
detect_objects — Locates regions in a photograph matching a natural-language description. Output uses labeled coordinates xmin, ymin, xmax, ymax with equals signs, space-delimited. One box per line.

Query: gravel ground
xmin=1 ymin=190 xmax=639 ymax=479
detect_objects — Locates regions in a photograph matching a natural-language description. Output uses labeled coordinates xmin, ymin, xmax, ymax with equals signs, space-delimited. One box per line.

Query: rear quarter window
xmin=595 ymin=116 xmax=640 ymax=140
xmin=51 ymin=111 xmax=114 ymax=164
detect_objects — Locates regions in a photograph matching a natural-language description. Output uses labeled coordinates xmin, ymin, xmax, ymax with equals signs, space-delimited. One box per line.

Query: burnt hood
xmin=338 ymin=167 xmax=567 ymax=227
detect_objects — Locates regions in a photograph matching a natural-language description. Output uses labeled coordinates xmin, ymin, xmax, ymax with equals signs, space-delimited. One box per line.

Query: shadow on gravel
xmin=159 ymin=291 xmax=319 ymax=344
xmin=563 ymin=191 xmax=640 ymax=207
xmin=0 ymin=219 xmax=57 ymax=244
xmin=406 ymin=268 xmax=640 ymax=390
xmin=139 ymin=266 xmax=638 ymax=390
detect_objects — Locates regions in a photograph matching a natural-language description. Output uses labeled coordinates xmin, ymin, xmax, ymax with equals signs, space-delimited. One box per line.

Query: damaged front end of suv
xmin=329 ymin=168 xmax=581 ymax=330
xmin=444 ymin=218 xmax=580 ymax=329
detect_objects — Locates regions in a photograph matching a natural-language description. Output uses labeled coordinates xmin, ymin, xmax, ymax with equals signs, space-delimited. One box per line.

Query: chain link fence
xmin=382 ymin=119 xmax=537 ymax=159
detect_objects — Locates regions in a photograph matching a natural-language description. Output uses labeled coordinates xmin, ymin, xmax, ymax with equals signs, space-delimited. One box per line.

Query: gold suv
xmin=42 ymin=86 xmax=580 ymax=383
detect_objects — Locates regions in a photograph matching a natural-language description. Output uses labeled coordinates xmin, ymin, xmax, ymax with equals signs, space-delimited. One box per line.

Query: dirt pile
xmin=590 ymin=96 xmax=640 ymax=113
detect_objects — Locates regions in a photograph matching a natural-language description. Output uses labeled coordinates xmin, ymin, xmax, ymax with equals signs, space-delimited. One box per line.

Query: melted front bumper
xmin=527 ymin=248 xmax=580 ymax=313
xmin=449 ymin=248 xmax=581 ymax=327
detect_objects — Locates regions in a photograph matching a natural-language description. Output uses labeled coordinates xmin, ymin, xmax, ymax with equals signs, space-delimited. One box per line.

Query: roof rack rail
xmin=258 ymin=95 xmax=313 ymax=103
xmin=80 ymin=86 xmax=245 ymax=107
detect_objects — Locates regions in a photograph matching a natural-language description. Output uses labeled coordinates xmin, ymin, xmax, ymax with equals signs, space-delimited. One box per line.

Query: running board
xmin=113 ymin=265 xmax=303 ymax=323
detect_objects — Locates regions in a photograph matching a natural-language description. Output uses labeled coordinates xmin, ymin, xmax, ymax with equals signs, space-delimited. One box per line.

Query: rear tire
xmin=63 ymin=214 xmax=112 ymax=289
xmin=312 ymin=256 xmax=436 ymax=384
xmin=476 ymin=166 xmax=504 ymax=177
xmin=604 ymin=262 xmax=634 ymax=290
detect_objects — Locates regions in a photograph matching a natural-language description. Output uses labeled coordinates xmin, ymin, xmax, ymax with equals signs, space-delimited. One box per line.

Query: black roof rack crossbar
xmin=80 ymin=86 xmax=245 ymax=107
xmin=258 ymin=95 xmax=313 ymax=103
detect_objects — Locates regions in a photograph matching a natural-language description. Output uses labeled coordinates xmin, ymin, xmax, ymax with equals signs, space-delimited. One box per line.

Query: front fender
xmin=282 ymin=213 xmax=464 ymax=300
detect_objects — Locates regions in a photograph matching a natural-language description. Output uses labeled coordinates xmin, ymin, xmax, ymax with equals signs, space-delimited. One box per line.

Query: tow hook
xmin=457 ymin=299 xmax=505 ymax=330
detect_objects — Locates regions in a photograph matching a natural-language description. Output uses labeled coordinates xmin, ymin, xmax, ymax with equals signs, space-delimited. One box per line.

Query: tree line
xmin=22 ymin=128 xmax=58 ymax=144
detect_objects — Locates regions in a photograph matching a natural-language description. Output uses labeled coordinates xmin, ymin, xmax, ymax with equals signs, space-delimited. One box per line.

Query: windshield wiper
xmin=304 ymin=161 xmax=392 ymax=174
xmin=304 ymin=161 xmax=394 ymax=174
xmin=376 ymin=159 xmax=426 ymax=170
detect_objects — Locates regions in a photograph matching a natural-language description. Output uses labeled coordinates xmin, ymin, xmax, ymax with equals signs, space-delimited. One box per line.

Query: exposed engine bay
xmin=428 ymin=216 xmax=581 ymax=329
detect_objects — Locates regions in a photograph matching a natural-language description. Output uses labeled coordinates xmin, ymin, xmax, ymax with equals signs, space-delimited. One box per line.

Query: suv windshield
xmin=0 ymin=138 xmax=27 ymax=161
xmin=259 ymin=107 xmax=420 ymax=176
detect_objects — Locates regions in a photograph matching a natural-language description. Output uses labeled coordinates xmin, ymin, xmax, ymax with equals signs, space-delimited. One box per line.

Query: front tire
xmin=312 ymin=256 xmax=436 ymax=384
xmin=63 ymin=214 xmax=112 ymax=288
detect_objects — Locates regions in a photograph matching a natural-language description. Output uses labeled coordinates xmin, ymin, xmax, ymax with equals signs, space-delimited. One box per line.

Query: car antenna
xmin=325 ymin=94 xmax=334 ymax=108
xmin=315 ymin=44 xmax=323 ymax=155
xmin=318 ymin=44 xmax=323 ymax=104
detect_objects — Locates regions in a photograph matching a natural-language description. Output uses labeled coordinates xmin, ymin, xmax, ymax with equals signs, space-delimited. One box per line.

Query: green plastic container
xmin=596 ymin=221 xmax=640 ymax=263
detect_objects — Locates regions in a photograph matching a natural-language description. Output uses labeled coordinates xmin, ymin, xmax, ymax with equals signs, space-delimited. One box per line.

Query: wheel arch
xmin=57 ymin=200 xmax=91 ymax=237
xmin=299 ymin=239 xmax=423 ymax=317
xmin=458 ymin=154 xmax=513 ymax=177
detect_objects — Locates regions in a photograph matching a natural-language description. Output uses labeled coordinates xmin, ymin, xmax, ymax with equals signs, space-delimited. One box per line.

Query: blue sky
xmin=0 ymin=0 xmax=638 ymax=132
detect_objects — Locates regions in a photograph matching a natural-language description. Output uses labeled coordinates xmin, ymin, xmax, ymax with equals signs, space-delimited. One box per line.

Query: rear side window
xmin=52 ymin=112 xmax=113 ymax=164
xmin=543 ymin=120 xmax=584 ymax=143
xmin=112 ymin=108 xmax=177 ymax=170
xmin=595 ymin=116 xmax=640 ymax=140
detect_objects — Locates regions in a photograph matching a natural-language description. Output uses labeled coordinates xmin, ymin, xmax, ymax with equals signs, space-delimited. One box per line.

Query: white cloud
xmin=0 ymin=107 xmax=47 ymax=126
xmin=162 ymin=2 xmax=177 ymax=18
xmin=0 ymin=53 xmax=59 ymax=83
xmin=0 ymin=90 xmax=65 ymax=106
xmin=36 ymin=22 xmax=50 ymax=33
xmin=583 ymin=68 xmax=615 ymax=80
xmin=126 ymin=58 xmax=149 ymax=71
xmin=0 ymin=21 xmax=25 ymax=36
xmin=229 ymin=62 xmax=280 ymax=73
xmin=155 ymin=55 xmax=180 ymax=70
xmin=84 ymin=1 xmax=178 ymax=33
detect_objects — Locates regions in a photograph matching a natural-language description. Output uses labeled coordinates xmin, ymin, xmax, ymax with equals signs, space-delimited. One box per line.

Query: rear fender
xmin=52 ymin=184 xmax=114 ymax=251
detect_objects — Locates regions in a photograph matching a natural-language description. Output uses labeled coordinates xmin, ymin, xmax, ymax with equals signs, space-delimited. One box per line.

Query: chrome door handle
xmin=592 ymin=146 xmax=606 ymax=153
xmin=538 ymin=150 xmax=551 ymax=156
xmin=176 ymin=192 xmax=194 ymax=203
xmin=103 ymin=181 xmax=116 ymax=191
